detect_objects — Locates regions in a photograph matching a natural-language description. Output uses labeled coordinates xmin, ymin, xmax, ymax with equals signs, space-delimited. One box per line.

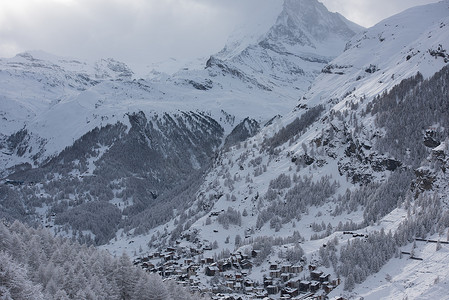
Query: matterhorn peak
xmin=268 ymin=0 xmax=362 ymax=49
xmin=218 ymin=0 xmax=362 ymax=61
xmin=207 ymin=0 xmax=363 ymax=98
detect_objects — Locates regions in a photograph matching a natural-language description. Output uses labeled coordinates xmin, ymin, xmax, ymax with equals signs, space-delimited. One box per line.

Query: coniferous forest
xmin=0 ymin=220 xmax=208 ymax=300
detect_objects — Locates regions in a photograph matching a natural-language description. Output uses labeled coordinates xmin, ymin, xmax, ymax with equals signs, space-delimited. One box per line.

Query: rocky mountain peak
xmin=217 ymin=0 xmax=362 ymax=62
xmin=264 ymin=0 xmax=361 ymax=50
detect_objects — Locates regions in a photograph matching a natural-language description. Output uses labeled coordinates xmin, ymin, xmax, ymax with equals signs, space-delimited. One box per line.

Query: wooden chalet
xmin=282 ymin=287 xmax=299 ymax=297
xmin=281 ymin=264 xmax=292 ymax=273
xmin=220 ymin=260 xmax=233 ymax=272
xmin=163 ymin=252 xmax=175 ymax=261
xmin=253 ymin=287 xmax=266 ymax=294
xmin=270 ymin=269 xmax=281 ymax=278
xmin=281 ymin=273 xmax=291 ymax=282
xmin=244 ymin=279 xmax=254 ymax=287
xmin=299 ymin=280 xmax=311 ymax=292
xmin=308 ymin=264 xmax=317 ymax=271
xmin=141 ymin=262 xmax=155 ymax=270
xmin=226 ymin=281 xmax=234 ymax=289
xmin=240 ymin=259 xmax=253 ymax=269
xmin=310 ymin=270 xmax=324 ymax=281
xmin=310 ymin=281 xmax=320 ymax=292
xmin=164 ymin=268 xmax=174 ymax=277
xmin=267 ymin=285 xmax=279 ymax=295
xmin=331 ymin=278 xmax=341 ymax=286
xmin=233 ymin=253 xmax=243 ymax=262
xmin=287 ymin=278 xmax=300 ymax=289
xmin=319 ymin=273 xmax=330 ymax=282
xmin=264 ymin=277 xmax=273 ymax=288
xmin=252 ymin=249 xmax=261 ymax=258
xmin=205 ymin=266 xmax=219 ymax=276
xmin=323 ymin=283 xmax=336 ymax=294
xmin=291 ymin=265 xmax=303 ymax=273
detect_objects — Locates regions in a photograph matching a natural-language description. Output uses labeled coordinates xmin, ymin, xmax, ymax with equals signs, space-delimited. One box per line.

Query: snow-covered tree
xmin=0 ymin=251 xmax=44 ymax=300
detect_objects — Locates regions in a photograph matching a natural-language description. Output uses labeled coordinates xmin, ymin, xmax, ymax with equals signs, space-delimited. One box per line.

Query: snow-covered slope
xmin=0 ymin=0 xmax=361 ymax=247
xmin=0 ymin=0 xmax=361 ymax=173
xmin=102 ymin=2 xmax=449 ymax=299
xmin=218 ymin=0 xmax=361 ymax=60
xmin=3 ymin=1 xmax=449 ymax=299
xmin=0 ymin=50 xmax=133 ymax=138
xmin=301 ymin=0 xmax=449 ymax=109
xmin=0 ymin=51 xmax=138 ymax=172
xmin=210 ymin=0 xmax=363 ymax=98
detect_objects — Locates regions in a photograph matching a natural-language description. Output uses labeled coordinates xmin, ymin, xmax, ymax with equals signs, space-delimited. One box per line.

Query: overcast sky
xmin=0 ymin=0 xmax=440 ymax=73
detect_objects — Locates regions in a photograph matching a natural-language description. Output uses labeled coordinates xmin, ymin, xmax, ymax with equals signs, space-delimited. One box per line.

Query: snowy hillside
xmin=210 ymin=0 xmax=363 ymax=99
xmin=2 ymin=0 xmax=449 ymax=299
xmin=302 ymin=0 xmax=449 ymax=109
xmin=0 ymin=0 xmax=361 ymax=246
xmin=0 ymin=0 xmax=361 ymax=175
xmin=0 ymin=51 xmax=130 ymax=135
xmin=102 ymin=1 xmax=449 ymax=299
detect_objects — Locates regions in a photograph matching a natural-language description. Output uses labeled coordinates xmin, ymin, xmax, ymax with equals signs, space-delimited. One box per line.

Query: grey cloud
xmin=0 ymin=0 xmax=441 ymax=74
xmin=321 ymin=0 xmax=440 ymax=27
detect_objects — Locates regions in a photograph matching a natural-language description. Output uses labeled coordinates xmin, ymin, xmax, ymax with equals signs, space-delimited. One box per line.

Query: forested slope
xmin=0 ymin=220 xmax=208 ymax=300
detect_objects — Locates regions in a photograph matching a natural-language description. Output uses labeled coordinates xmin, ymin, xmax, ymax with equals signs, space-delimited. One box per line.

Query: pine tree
xmin=235 ymin=234 xmax=242 ymax=247
xmin=0 ymin=251 xmax=44 ymax=300
xmin=132 ymin=276 xmax=153 ymax=300
xmin=344 ymin=273 xmax=355 ymax=291
xmin=114 ymin=253 xmax=138 ymax=300
xmin=54 ymin=289 xmax=70 ymax=300
xmin=147 ymin=274 xmax=171 ymax=300
xmin=436 ymin=240 xmax=442 ymax=251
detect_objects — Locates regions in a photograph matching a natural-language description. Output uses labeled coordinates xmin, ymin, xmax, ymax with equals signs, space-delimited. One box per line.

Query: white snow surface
xmin=2 ymin=1 xmax=449 ymax=299
xmin=343 ymin=233 xmax=449 ymax=300
xmin=300 ymin=0 xmax=449 ymax=110
xmin=101 ymin=1 xmax=449 ymax=299
xmin=0 ymin=0 xmax=361 ymax=171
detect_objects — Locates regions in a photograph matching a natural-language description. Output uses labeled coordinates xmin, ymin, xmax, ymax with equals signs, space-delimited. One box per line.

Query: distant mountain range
xmin=1 ymin=0 xmax=449 ymax=299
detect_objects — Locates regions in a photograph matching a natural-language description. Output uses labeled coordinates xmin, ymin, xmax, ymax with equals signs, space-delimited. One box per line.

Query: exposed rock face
xmin=266 ymin=0 xmax=358 ymax=47
xmin=224 ymin=118 xmax=260 ymax=148
xmin=414 ymin=167 xmax=436 ymax=191
xmin=210 ymin=0 xmax=362 ymax=97
xmin=424 ymin=130 xmax=441 ymax=148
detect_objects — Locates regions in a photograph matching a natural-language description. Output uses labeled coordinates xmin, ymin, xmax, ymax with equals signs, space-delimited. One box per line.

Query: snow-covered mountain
xmin=210 ymin=0 xmax=363 ymax=98
xmin=0 ymin=51 xmax=132 ymax=134
xmin=102 ymin=1 xmax=449 ymax=299
xmin=0 ymin=0 xmax=360 ymax=220
xmin=0 ymin=0 xmax=360 ymax=174
xmin=302 ymin=0 xmax=449 ymax=108
xmin=2 ymin=0 xmax=449 ymax=299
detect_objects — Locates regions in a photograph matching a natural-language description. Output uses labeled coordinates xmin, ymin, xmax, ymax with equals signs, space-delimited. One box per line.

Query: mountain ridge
xmin=0 ymin=0 xmax=361 ymax=172
xmin=1 ymin=1 xmax=449 ymax=299
xmin=102 ymin=2 xmax=449 ymax=299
